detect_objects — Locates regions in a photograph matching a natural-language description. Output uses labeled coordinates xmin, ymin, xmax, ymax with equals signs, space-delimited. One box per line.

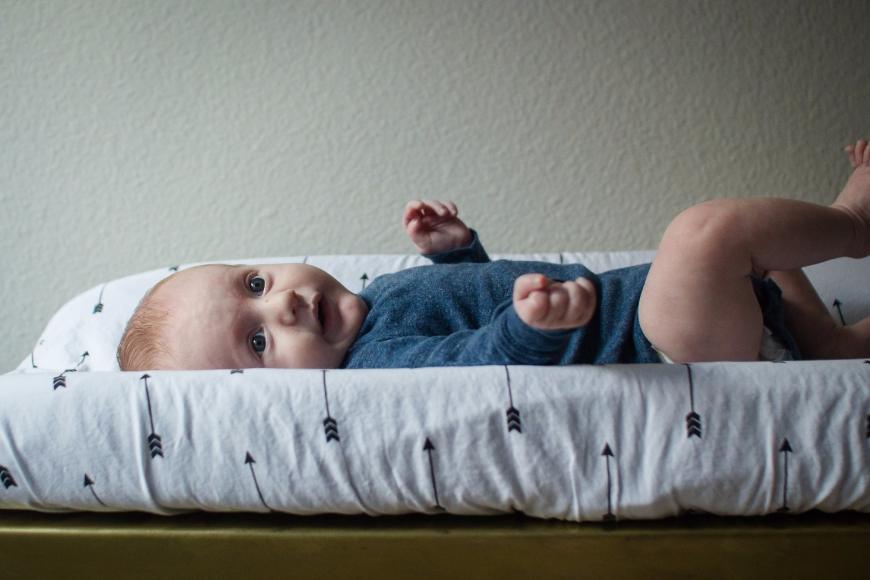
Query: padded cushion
xmin=14 ymin=251 xmax=870 ymax=373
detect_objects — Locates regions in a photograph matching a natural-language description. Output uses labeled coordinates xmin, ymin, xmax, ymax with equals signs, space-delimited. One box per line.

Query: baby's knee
xmin=662 ymin=199 xmax=747 ymax=253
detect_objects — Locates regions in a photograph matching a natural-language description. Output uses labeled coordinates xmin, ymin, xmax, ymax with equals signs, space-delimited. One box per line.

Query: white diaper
xmin=653 ymin=326 xmax=794 ymax=364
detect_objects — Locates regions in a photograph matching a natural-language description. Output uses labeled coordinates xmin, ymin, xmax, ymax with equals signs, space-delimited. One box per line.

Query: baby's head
xmin=117 ymin=263 xmax=368 ymax=371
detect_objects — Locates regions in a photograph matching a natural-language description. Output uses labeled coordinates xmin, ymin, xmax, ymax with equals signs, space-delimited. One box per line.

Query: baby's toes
xmin=846 ymin=144 xmax=858 ymax=168
xmin=856 ymin=140 xmax=867 ymax=166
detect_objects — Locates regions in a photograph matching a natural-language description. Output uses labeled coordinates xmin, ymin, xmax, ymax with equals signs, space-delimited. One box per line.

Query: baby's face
xmin=157 ymin=263 xmax=368 ymax=370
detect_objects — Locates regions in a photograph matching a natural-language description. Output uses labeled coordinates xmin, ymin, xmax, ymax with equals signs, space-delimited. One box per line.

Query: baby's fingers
xmin=422 ymin=199 xmax=458 ymax=217
xmin=569 ymin=277 xmax=597 ymax=326
xmin=403 ymin=199 xmax=460 ymax=227
xmin=403 ymin=200 xmax=425 ymax=228
xmin=513 ymin=273 xmax=549 ymax=302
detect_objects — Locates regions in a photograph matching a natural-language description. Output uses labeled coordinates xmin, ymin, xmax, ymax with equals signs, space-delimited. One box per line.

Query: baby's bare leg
xmin=639 ymin=148 xmax=870 ymax=362
xmin=769 ymin=268 xmax=870 ymax=359
xmin=765 ymin=269 xmax=838 ymax=358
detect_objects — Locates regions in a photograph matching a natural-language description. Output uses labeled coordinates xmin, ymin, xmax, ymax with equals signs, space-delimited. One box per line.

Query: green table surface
xmin=1 ymin=509 xmax=867 ymax=579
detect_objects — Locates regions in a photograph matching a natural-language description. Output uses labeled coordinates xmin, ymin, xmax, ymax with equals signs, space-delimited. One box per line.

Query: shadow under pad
xmin=0 ymin=510 xmax=868 ymax=579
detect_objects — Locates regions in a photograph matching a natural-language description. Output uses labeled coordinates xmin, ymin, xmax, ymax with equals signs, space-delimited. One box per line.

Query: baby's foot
xmin=832 ymin=139 xmax=870 ymax=257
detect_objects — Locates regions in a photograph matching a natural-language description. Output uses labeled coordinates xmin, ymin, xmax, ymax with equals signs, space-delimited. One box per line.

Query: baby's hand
xmin=513 ymin=274 xmax=597 ymax=331
xmin=403 ymin=199 xmax=472 ymax=255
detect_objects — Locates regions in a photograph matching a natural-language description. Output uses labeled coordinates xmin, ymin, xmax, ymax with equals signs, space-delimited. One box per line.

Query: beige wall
xmin=2 ymin=0 xmax=869 ymax=371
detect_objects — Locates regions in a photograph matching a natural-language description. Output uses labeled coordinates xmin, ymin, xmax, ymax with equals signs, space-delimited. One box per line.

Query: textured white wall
xmin=2 ymin=0 xmax=869 ymax=371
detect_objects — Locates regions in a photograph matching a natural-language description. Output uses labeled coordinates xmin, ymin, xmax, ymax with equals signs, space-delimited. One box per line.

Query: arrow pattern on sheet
xmin=141 ymin=374 xmax=164 ymax=459
xmin=0 ymin=466 xmax=17 ymax=489
xmin=833 ymin=299 xmax=846 ymax=325
xmin=83 ymin=474 xmax=107 ymax=507
xmin=321 ymin=370 xmax=340 ymax=443
xmin=504 ymin=366 xmax=522 ymax=434
xmin=776 ymin=438 xmax=793 ymax=513
xmin=684 ymin=364 xmax=702 ymax=439
xmin=245 ymin=452 xmax=273 ymax=512
xmin=602 ymin=442 xmax=616 ymax=521
xmin=30 ymin=339 xmax=45 ymax=369
xmin=423 ymin=438 xmax=446 ymax=512
xmin=92 ymin=284 xmax=106 ymax=314
xmin=52 ymin=351 xmax=90 ymax=389
xmin=230 ymin=369 xmax=244 ymax=374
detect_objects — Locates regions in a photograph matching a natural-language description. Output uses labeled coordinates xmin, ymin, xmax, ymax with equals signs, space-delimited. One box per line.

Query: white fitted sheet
xmin=0 ymin=361 xmax=868 ymax=521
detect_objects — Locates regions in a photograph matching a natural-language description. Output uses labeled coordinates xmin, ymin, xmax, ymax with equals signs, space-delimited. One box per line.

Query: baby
xmin=118 ymin=140 xmax=870 ymax=371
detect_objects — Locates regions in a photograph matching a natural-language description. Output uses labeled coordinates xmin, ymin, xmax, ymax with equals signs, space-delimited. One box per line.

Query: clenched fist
xmin=513 ymin=274 xmax=597 ymax=331
xmin=403 ymin=199 xmax=472 ymax=255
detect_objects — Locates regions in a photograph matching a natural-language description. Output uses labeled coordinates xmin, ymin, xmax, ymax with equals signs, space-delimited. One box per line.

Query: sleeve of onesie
xmin=422 ymin=228 xmax=491 ymax=264
xmin=346 ymin=300 xmax=574 ymax=368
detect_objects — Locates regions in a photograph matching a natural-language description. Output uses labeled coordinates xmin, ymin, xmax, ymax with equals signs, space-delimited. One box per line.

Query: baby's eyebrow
xmin=225 ymin=265 xmax=256 ymax=298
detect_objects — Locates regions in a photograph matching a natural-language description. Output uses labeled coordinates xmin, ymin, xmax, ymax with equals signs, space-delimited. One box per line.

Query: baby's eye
xmin=251 ymin=330 xmax=266 ymax=356
xmin=247 ymin=274 xmax=266 ymax=295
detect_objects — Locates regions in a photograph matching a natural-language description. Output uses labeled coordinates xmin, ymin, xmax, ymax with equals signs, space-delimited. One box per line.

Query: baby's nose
xmin=266 ymin=289 xmax=299 ymax=325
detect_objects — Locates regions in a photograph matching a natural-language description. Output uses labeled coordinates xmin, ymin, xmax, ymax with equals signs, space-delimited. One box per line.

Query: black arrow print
xmin=360 ymin=273 xmax=369 ymax=291
xmin=423 ymin=438 xmax=446 ymax=512
xmin=30 ymin=339 xmax=44 ymax=369
xmin=245 ymin=452 xmax=272 ymax=512
xmin=865 ymin=414 xmax=869 ymax=439
xmin=51 ymin=352 xmax=89 ymax=390
xmin=558 ymin=253 xmax=564 ymax=265
xmin=601 ymin=443 xmax=615 ymax=521
xmin=168 ymin=265 xmax=179 ymax=272
xmin=230 ymin=369 xmax=244 ymax=374
xmin=93 ymin=284 xmax=106 ymax=314
xmin=833 ymin=299 xmax=846 ymax=325
xmin=303 ymin=256 xmax=309 ymax=264
xmin=321 ymin=370 xmax=340 ymax=443
xmin=140 ymin=374 xmax=163 ymax=459
xmin=83 ymin=474 xmax=107 ymax=507
xmin=503 ymin=366 xmax=522 ymax=434
xmin=776 ymin=438 xmax=793 ymax=513
xmin=0 ymin=465 xmax=17 ymax=489
xmin=684 ymin=364 xmax=702 ymax=439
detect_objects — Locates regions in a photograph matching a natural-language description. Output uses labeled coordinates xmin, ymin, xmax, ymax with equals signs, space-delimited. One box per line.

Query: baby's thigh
xmin=638 ymin=224 xmax=764 ymax=363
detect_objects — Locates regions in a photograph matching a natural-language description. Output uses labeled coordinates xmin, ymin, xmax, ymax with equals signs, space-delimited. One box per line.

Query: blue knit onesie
xmin=340 ymin=230 xmax=800 ymax=368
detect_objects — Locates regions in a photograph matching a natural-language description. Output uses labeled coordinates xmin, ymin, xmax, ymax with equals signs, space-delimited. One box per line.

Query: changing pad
xmin=2 ymin=251 xmax=869 ymax=522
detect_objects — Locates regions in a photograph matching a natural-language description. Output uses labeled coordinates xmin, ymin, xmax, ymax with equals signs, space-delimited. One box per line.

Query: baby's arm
xmin=345 ymin=276 xmax=597 ymax=368
xmin=344 ymin=306 xmax=576 ymax=368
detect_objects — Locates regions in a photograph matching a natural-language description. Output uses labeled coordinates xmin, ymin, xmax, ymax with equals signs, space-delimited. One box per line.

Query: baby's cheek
xmin=285 ymin=335 xmax=342 ymax=369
